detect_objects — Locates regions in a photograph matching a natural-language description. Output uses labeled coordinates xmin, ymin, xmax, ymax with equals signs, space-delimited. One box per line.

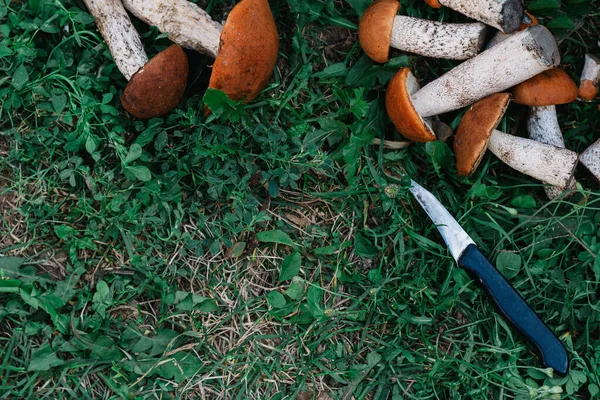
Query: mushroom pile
xmin=358 ymin=1 xmax=600 ymax=198
xmin=83 ymin=0 xmax=279 ymax=119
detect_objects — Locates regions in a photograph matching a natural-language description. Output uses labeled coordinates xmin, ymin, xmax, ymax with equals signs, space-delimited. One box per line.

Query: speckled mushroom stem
xmin=488 ymin=129 xmax=578 ymax=189
xmin=410 ymin=26 xmax=559 ymax=118
xmin=122 ymin=0 xmax=223 ymax=58
xmin=390 ymin=17 xmax=486 ymax=60
xmin=580 ymin=139 xmax=600 ymax=182
xmin=428 ymin=0 xmax=523 ymax=33
xmin=82 ymin=0 xmax=148 ymax=80
xmin=527 ymin=105 xmax=577 ymax=198
xmin=579 ymin=54 xmax=600 ymax=101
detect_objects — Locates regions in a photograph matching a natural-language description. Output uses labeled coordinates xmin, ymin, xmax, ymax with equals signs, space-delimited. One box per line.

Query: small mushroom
xmin=485 ymin=12 xmax=537 ymax=49
xmin=423 ymin=0 xmax=524 ymax=34
xmin=83 ymin=0 xmax=188 ymax=119
xmin=454 ymin=93 xmax=578 ymax=189
xmin=359 ymin=0 xmax=487 ymax=62
xmin=122 ymin=0 xmax=279 ymax=104
xmin=386 ymin=25 xmax=559 ymax=141
xmin=579 ymin=54 xmax=600 ymax=101
xmin=580 ymin=139 xmax=600 ymax=182
xmin=527 ymin=106 xmax=577 ymax=198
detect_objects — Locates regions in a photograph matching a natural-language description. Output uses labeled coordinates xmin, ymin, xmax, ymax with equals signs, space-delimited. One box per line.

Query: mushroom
xmin=485 ymin=12 xmax=538 ymax=49
xmin=454 ymin=93 xmax=578 ymax=189
xmin=527 ymin=106 xmax=577 ymax=199
xmin=512 ymin=69 xmax=579 ymax=198
xmin=122 ymin=0 xmax=279 ymax=104
xmin=423 ymin=0 xmax=524 ymax=33
xmin=359 ymin=0 xmax=487 ymax=62
xmin=579 ymin=54 xmax=600 ymax=101
xmin=385 ymin=25 xmax=559 ymax=142
xmin=579 ymin=139 xmax=600 ymax=182
xmin=83 ymin=0 xmax=188 ymax=119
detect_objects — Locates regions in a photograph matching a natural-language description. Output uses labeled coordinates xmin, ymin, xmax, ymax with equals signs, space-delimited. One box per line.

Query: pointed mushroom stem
xmin=579 ymin=54 xmax=600 ymax=101
xmin=488 ymin=129 xmax=578 ymax=189
xmin=580 ymin=139 xmax=600 ymax=182
xmin=390 ymin=17 xmax=486 ymax=60
xmin=82 ymin=0 xmax=148 ymax=80
xmin=122 ymin=0 xmax=223 ymax=58
xmin=410 ymin=25 xmax=559 ymax=118
xmin=527 ymin=105 xmax=576 ymax=198
xmin=428 ymin=0 xmax=523 ymax=33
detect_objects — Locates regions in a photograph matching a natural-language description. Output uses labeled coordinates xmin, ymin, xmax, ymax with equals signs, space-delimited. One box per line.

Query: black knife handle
xmin=458 ymin=244 xmax=569 ymax=376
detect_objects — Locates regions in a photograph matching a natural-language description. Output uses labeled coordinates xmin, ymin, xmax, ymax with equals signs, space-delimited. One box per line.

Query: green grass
xmin=1 ymin=0 xmax=600 ymax=398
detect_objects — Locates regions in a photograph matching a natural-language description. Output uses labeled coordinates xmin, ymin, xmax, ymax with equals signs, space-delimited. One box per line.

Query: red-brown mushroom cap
xmin=511 ymin=68 xmax=578 ymax=106
xmin=208 ymin=0 xmax=279 ymax=104
xmin=580 ymin=80 xmax=599 ymax=100
xmin=423 ymin=0 xmax=442 ymax=9
xmin=454 ymin=93 xmax=511 ymax=176
xmin=385 ymin=68 xmax=436 ymax=142
xmin=121 ymin=44 xmax=189 ymax=119
xmin=358 ymin=0 xmax=400 ymax=63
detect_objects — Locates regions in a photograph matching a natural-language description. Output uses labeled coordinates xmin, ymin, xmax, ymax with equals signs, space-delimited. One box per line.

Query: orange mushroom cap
xmin=385 ymin=68 xmax=436 ymax=142
xmin=208 ymin=0 xmax=279 ymax=104
xmin=121 ymin=44 xmax=189 ymax=119
xmin=423 ymin=0 xmax=442 ymax=9
xmin=511 ymin=68 xmax=578 ymax=106
xmin=358 ymin=0 xmax=400 ymax=63
xmin=454 ymin=93 xmax=511 ymax=176
xmin=579 ymin=80 xmax=599 ymax=101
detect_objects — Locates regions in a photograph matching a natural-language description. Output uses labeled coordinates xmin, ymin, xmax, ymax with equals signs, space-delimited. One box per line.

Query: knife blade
xmin=407 ymin=178 xmax=569 ymax=376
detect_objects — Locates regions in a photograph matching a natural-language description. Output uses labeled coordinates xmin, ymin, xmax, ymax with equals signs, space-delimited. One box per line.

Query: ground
xmin=0 ymin=0 xmax=599 ymax=399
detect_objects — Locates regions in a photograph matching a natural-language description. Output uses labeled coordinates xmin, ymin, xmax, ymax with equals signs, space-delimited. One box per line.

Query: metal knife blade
xmin=406 ymin=178 xmax=569 ymax=376
xmin=408 ymin=179 xmax=474 ymax=262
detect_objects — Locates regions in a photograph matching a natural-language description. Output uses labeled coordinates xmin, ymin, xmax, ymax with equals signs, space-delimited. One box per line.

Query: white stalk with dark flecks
xmin=83 ymin=0 xmax=148 ymax=80
xmin=488 ymin=130 xmax=578 ymax=189
xmin=579 ymin=139 xmax=600 ymax=183
xmin=122 ymin=0 xmax=223 ymax=58
xmin=390 ymin=17 xmax=486 ymax=60
xmin=410 ymin=26 xmax=559 ymax=118
xmin=581 ymin=54 xmax=600 ymax=85
xmin=527 ymin=106 xmax=577 ymax=198
xmin=437 ymin=0 xmax=523 ymax=33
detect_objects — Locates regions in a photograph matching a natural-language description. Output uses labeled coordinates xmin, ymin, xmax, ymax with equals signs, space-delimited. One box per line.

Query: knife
xmin=405 ymin=178 xmax=569 ymax=376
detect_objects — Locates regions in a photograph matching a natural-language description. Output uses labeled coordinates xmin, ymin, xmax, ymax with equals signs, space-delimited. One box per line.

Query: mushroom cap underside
xmin=121 ymin=44 xmax=189 ymax=119
xmin=454 ymin=93 xmax=511 ymax=176
xmin=208 ymin=0 xmax=279 ymax=104
xmin=512 ymin=68 xmax=578 ymax=106
xmin=358 ymin=0 xmax=400 ymax=63
xmin=385 ymin=68 xmax=436 ymax=142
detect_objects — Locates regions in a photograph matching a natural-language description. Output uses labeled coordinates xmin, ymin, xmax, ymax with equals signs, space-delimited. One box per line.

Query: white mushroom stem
xmin=411 ymin=26 xmax=559 ymax=118
xmin=83 ymin=0 xmax=148 ymax=80
xmin=488 ymin=130 xmax=578 ymax=189
xmin=581 ymin=54 xmax=600 ymax=85
xmin=436 ymin=0 xmax=523 ymax=33
xmin=580 ymin=139 xmax=600 ymax=182
xmin=527 ymin=106 xmax=577 ymax=198
xmin=390 ymin=17 xmax=486 ymax=60
xmin=579 ymin=54 xmax=600 ymax=100
xmin=122 ymin=0 xmax=223 ymax=58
